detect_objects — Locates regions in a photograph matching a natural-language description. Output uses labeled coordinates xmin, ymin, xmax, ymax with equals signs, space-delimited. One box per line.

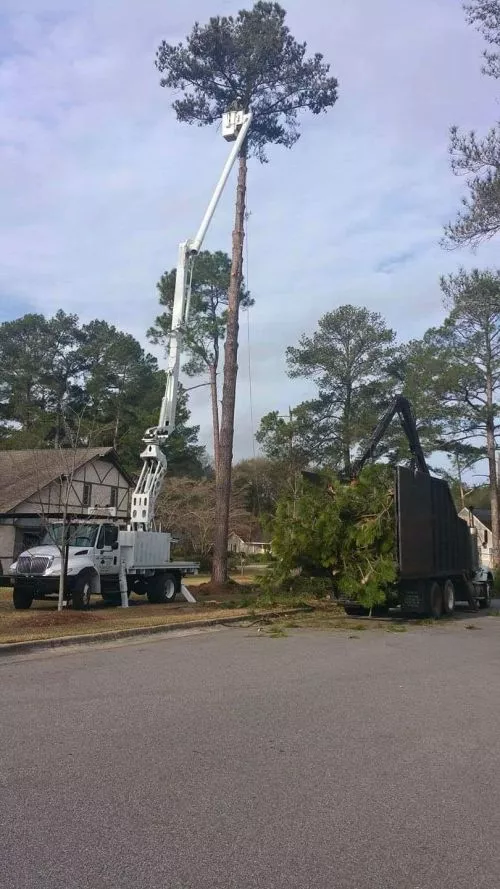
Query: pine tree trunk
xmin=209 ymin=364 xmax=220 ymax=477
xmin=486 ymin=369 xmax=500 ymax=568
xmin=211 ymin=150 xmax=247 ymax=584
xmin=113 ymin=407 xmax=120 ymax=452
xmin=54 ymin=406 xmax=61 ymax=449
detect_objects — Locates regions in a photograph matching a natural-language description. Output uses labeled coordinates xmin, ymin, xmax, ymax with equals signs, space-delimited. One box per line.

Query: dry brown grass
xmin=0 ymin=579 xmax=264 ymax=645
xmin=0 ymin=582 xmax=424 ymax=646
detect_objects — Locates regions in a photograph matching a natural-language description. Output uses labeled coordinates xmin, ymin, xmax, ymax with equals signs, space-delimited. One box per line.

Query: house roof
xmin=472 ymin=509 xmax=492 ymax=531
xmin=0 ymin=447 xmax=132 ymax=514
xmin=460 ymin=507 xmax=492 ymax=532
xmin=228 ymin=528 xmax=272 ymax=544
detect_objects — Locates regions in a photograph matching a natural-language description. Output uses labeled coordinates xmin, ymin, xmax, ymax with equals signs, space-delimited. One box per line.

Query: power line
xmin=244 ymin=205 xmax=256 ymax=460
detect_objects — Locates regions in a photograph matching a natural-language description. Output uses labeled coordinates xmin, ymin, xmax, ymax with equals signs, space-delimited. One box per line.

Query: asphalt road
xmin=1 ymin=617 xmax=500 ymax=889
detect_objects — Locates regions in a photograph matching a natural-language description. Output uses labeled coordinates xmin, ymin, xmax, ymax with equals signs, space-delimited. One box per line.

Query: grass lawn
xmin=0 ymin=575 xmax=311 ymax=645
xmin=3 ymin=573 xmax=474 ymax=646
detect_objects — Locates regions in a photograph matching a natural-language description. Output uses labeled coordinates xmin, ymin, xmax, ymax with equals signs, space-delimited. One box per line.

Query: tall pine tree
xmin=156 ymin=1 xmax=338 ymax=583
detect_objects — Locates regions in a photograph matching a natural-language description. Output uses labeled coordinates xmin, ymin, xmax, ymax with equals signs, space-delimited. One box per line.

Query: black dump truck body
xmin=395 ymin=466 xmax=488 ymax=615
xmin=396 ymin=466 xmax=472 ymax=581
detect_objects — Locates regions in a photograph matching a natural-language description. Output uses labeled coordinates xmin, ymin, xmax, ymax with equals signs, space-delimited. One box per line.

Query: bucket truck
xmin=7 ymin=109 xmax=252 ymax=611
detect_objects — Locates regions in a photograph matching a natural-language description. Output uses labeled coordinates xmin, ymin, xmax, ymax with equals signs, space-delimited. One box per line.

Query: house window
xmin=82 ymin=483 xmax=92 ymax=508
xmin=109 ymin=486 xmax=118 ymax=508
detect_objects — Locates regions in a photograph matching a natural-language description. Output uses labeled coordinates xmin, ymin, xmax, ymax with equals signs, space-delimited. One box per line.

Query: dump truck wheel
xmin=442 ymin=579 xmax=455 ymax=616
xmin=427 ymin=581 xmax=443 ymax=619
xmin=343 ymin=603 xmax=369 ymax=616
xmin=13 ymin=584 xmax=34 ymax=610
xmin=147 ymin=572 xmax=177 ymax=604
xmin=478 ymin=585 xmax=492 ymax=609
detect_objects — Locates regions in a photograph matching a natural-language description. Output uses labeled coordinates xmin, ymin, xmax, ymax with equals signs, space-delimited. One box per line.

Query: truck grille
xmin=17 ymin=556 xmax=51 ymax=575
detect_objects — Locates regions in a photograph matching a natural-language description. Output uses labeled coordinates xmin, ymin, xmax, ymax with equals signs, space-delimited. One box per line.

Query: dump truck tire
xmin=426 ymin=581 xmax=443 ymax=619
xmin=442 ymin=579 xmax=455 ymax=616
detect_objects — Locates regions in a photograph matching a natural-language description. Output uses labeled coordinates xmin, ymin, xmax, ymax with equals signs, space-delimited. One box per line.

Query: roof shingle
xmin=0 ymin=447 xmax=117 ymax=514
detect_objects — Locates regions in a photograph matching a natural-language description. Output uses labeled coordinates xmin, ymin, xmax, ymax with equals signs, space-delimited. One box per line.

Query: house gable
xmin=0 ymin=450 xmax=134 ymax=571
xmin=0 ymin=448 xmax=133 ymax=517
xmin=19 ymin=457 xmax=131 ymax=519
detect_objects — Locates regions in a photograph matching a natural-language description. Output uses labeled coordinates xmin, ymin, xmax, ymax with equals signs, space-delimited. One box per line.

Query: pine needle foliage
xmin=267 ymin=464 xmax=397 ymax=609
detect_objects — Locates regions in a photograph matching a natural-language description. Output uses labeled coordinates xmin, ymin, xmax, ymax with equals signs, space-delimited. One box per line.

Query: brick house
xmin=0 ymin=448 xmax=133 ymax=572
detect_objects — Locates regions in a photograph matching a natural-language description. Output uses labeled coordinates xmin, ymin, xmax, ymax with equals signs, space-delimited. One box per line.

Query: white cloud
xmin=1 ymin=0 xmax=499 ymax=460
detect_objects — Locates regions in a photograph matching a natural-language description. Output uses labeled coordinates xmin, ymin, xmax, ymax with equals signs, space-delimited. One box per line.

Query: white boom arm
xmin=129 ymin=109 xmax=252 ymax=531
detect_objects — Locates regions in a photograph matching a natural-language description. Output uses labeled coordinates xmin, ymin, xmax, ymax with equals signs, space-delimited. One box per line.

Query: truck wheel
xmin=343 ymin=602 xmax=369 ymax=616
xmin=147 ymin=573 xmax=177 ymax=604
xmin=442 ymin=579 xmax=455 ymax=616
xmin=478 ymin=584 xmax=492 ymax=609
xmin=426 ymin=581 xmax=443 ymax=619
xmin=132 ymin=579 xmax=148 ymax=596
xmin=101 ymin=588 xmax=132 ymax=605
xmin=72 ymin=573 xmax=93 ymax=610
xmin=13 ymin=584 xmax=34 ymax=610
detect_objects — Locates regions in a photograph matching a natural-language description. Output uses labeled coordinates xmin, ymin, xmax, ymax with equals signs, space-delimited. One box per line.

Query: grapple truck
xmin=306 ymin=396 xmax=493 ymax=618
xmin=384 ymin=462 xmax=492 ymax=617
xmin=7 ymin=108 xmax=253 ymax=610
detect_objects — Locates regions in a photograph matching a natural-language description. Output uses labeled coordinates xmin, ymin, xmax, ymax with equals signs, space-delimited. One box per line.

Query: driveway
xmin=1 ymin=616 xmax=499 ymax=888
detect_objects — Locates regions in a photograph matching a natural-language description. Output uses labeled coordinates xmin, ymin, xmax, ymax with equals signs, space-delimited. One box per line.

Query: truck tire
xmin=101 ymin=587 xmax=132 ymax=605
xmin=132 ymin=579 xmax=148 ymax=596
xmin=147 ymin=572 xmax=177 ymax=604
xmin=72 ymin=572 xmax=93 ymax=610
xmin=478 ymin=583 xmax=492 ymax=609
xmin=442 ymin=579 xmax=455 ymax=616
xmin=13 ymin=584 xmax=34 ymax=610
xmin=426 ymin=581 xmax=443 ymax=619
xmin=343 ymin=603 xmax=369 ymax=616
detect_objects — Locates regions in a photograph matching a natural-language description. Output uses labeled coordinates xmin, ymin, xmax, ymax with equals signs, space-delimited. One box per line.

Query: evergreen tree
xmin=156 ymin=1 xmax=338 ymax=583
xmin=444 ymin=1 xmax=500 ymax=247
xmin=148 ymin=250 xmax=252 ymax=472
xmin=0 ymin=311 xmax=207 ymax=479
xmin=277 ymin=305 xmax=400 ymax=476
xmin=268 ymin=465 xmax=397 ymax=610
xmin=415 ymin=269 xmax=500 ymax=565
xmin=0 ymin=312 xmax=84 ymax=446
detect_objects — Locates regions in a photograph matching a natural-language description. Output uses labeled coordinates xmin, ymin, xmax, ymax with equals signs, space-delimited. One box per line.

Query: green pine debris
xmin=266 ymin=464 xmax=397 ymax=610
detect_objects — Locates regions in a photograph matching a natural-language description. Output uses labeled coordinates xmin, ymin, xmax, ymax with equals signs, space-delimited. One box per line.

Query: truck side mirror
xmin=111 ymin=540 xmax=119 ymax=550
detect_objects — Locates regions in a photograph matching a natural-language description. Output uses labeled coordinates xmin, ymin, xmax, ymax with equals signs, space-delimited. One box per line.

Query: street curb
xmin=0 ymin=607 xmax=310 ymax=657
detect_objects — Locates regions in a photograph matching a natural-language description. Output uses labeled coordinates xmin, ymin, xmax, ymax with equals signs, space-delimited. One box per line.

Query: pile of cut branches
xmin=266 ymin=464 xmax=397 ymax=609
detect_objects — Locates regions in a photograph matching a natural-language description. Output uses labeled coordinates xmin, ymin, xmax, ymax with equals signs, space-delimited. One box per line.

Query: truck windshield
xmin=40 ymin=524 xmax=99 ymax=548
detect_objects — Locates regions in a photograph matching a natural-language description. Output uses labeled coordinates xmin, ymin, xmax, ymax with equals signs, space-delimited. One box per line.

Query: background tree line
xmin=0 ymin=310 xmax=207 ymax=478
xmin=0 ymin=306 xmax=279 ymax=560
xmin=255 ymin=274 xmax=500 ymax=557
xmin=3 ymin=264 xmax=497 ymax=566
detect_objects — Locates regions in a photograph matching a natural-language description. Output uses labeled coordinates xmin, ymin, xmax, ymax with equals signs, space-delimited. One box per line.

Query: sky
xmin=1 ymin=0 xmax=500 ymax=467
